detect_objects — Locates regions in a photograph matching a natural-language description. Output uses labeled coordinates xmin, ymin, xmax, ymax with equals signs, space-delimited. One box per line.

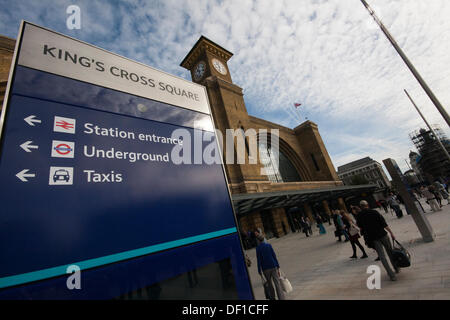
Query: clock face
xmin=193 ymin=61 xmax=206 ymax=81
xmin=212 ymin=58 xmax=227 ymax=75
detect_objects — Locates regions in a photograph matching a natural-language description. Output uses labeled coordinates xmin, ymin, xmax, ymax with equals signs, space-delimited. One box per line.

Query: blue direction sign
xmin=0 ymin=22 xmax=253 ymax=299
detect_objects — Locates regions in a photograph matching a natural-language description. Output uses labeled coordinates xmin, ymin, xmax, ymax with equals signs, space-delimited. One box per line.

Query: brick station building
xmin=0 ymin=34 xmax=377 ymax=239
xmin=0 ymin=36 xmax=15 ymax=108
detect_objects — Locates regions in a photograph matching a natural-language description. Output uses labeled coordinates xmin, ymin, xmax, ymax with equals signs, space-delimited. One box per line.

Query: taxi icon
xmin=53 ymin=169 xmax=70 ymax=183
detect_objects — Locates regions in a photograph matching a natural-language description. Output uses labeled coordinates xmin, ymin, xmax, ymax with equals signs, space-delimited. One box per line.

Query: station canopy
xmin=231 ymin=184 xmax=377 ymax=216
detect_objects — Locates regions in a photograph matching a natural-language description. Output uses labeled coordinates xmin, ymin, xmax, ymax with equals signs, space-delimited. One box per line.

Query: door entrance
xmin=261 ymin=210 xmax=276 ymax=239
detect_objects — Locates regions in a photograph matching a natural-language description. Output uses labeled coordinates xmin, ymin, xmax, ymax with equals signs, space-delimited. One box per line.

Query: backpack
xmin=392 ymin=239 xmax=411 ymax=268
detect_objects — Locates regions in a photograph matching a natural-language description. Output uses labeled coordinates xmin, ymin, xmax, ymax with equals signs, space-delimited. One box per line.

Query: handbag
xmin=392 ymin=239 xmax=411 ymax=268
xmin=279 ymin=270 xmax=293 ymax=293
xmin=349 ymin=223 xmax=360 ymax=236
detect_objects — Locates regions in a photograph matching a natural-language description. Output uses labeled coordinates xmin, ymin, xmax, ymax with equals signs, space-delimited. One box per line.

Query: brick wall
xmin=0 ymin=35 xmax=15 ymax=110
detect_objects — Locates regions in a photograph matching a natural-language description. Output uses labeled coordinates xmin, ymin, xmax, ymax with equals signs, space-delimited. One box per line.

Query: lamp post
xmin=360 ymin=0 xmax=450 ymax=127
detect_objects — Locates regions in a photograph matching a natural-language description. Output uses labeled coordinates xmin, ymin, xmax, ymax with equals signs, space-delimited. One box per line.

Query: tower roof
xmin=180 ymin=35 xmax=233 ymax=70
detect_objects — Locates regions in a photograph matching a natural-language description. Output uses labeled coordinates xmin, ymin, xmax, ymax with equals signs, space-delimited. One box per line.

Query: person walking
xmin=322 ymin=212 xmax=332 ymax=226
xmin=346 ymin=207 xmax=368 ymax=259
xmin=316 ymin=215 xmax=326 ymax=234
xmin=332 ymin=210 xmax=341 ymax=241
xmin=255 ymin=233 xmax=286 ymax=300
xmin=319 ymin=211 xmax=331 ymax=225
xmin=356 ymin=200 xmax=400 ymax=281
xmin=300 ymin=216 xmax=310 ymax=237
xmin=333 ymin=210 xmax=349 ymax=242
xmin=255 ymin=229 xmax=268 ymax=244
xmin=421 ymin=186 xmax=441 ymax=212
xmin=387 ymin=193 xmax=403 ymax=218
xmin=293 ymin=217 xmax=302 ymax=233
xmin=305 ymin=216 xmax=313 ymax=236
xmin=435 ymin=181 xmax=449 ymax=204
xmin=429 ymin=185 xmax=443 ymax=208
xmin=379 ymin=199 xmax=389 ymax=214
xmin=339 ymin=211 xmax=351 ymax=241
xmin=240 ymin=230 xmax=250 ymax=250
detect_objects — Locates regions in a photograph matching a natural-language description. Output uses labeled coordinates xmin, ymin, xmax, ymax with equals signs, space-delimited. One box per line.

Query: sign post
xmin=383 ymin=158 xmax=435 ymax=243
xmin=0 ymin=22 xmax=253 ymax=299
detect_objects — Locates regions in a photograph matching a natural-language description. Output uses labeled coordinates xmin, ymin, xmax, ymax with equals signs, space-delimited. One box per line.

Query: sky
xmin=0 ymin=0 xmax=449 ymax=176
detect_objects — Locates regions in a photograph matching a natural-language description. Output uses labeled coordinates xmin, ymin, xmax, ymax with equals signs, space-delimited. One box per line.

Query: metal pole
xmin=383 ymin=158 xmax=434 ymax=242
xmin=360 ymin=0 xmax=450 ymax=127
xmin=404 ymin=89 xmax=450 ymax=162
xmin=404 ymin=159 xmax=412 ymax=170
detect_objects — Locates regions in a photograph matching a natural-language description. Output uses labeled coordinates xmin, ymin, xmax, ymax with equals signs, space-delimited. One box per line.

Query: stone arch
xmin=257 ymin=132 xmax=312 ymax=181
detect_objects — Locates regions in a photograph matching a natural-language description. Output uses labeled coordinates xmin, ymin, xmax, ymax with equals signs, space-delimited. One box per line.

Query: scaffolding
xmin=409 ymin=125 xmax=450 ymax=181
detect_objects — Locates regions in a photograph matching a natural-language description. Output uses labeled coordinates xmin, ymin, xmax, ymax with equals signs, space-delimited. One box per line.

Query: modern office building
xmin=337 ymin=157 xmax=390 ymax=198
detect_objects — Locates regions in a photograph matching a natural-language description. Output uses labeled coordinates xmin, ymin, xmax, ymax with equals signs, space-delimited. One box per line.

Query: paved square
xmin=245 ymin=200 xmax=450 ymax=300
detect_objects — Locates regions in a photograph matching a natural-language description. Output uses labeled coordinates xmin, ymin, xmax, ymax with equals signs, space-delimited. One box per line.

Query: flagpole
xmin=285 ymin=105 xmax=302 ymax=124
xmin=293 ymin=103 xmax=305 ymax=122
xmin=291 ymin=103 xmax=302 ymax=123
xmin=360 ymin=0 xmax=450 ymax=127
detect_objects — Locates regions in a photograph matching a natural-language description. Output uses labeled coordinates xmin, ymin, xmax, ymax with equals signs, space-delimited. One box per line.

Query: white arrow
xmin=16 ymin=169 xmax=36 ymax=182
xmin=20 ymin=141 xmax=39 ymax=153
xmin=24 ymin=115 xmax=41 ymax=126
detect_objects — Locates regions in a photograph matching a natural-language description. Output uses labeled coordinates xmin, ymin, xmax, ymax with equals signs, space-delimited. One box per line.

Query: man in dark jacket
xmin=355 ymin=200 xmax=400 ymax=281
xmin=255 ymin=232 xmax=286 ymax=300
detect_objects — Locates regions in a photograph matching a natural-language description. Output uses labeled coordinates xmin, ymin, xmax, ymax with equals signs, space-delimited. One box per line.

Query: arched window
xmin=239 ymin=127 xmax=250 ymax=155
xmin=258 ymin=141 xmax=301 ymax=183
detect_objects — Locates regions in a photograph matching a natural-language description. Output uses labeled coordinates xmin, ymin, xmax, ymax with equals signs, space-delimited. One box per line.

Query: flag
xmin=294 ymin=103 xmax=302 ymax=108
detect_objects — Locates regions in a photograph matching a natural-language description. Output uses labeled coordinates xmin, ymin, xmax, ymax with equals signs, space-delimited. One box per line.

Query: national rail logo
xmin=54 ymin=116 xmax=76 ymax=134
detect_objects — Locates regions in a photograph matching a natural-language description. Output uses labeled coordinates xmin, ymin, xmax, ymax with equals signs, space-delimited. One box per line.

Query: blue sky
xmin=1 ymin=0 xmax=449 ymax=175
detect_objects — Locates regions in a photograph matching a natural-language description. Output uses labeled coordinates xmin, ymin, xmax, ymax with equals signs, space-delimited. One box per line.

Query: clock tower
xmin=180 ymin=36 xmax=233 ymax=85
xmin=180 ymin=36 xmax=264 ymax=192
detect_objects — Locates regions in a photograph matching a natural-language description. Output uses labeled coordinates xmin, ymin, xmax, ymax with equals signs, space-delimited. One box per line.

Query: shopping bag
xmin=279 ymin=270 xmax=293 ymax=293
xmin=392 ymin=239 xmax=411 ymax=268
xmin=349 ymin=224 xmax=360 ymax=236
